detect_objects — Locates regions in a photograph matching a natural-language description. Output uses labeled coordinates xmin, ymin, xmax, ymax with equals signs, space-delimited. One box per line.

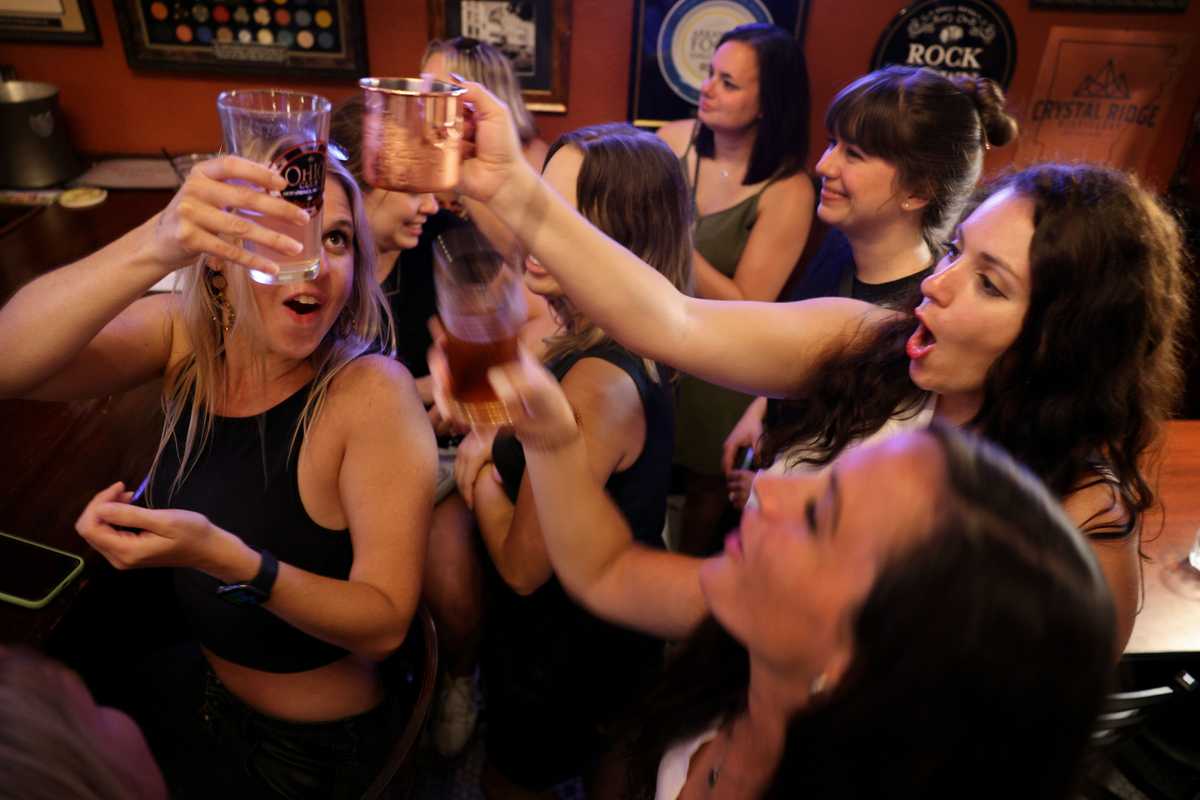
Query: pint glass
xmin=434 ymin=225 xmax=526 ymax=426
xmin=216 ymin=89 xmax=331 ymax=284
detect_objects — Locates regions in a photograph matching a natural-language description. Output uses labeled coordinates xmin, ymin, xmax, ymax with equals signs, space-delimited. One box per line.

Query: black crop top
xmin=148 ymin=381 xmax=354 ymax=673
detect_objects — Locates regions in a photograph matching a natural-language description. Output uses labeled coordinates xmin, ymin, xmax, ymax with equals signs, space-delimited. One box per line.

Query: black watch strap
xmin=216 ymin=549 xmax=278 ymax=606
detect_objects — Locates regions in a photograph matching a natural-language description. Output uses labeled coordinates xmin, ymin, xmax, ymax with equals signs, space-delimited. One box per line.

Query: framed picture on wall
xmin=0 ymin=0 xmax=101 ymax=44
xmin=629 ymin=0 xmax=809 ymax=128
xmin=427 ymin=0 xmax=572 ymax=113
xmin=112 ymin=0 xmax=367 ymax=79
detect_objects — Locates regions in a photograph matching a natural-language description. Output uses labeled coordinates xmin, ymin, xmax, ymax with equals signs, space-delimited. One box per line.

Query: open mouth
xmin=283 ymin=295 xmax=322 ymax=316
xmin=906 ymin=320 xmax=937 ymax=361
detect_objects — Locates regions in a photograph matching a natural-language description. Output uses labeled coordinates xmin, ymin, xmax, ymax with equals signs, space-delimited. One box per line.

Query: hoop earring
xmin=206 ymin=266 xmax=236 ymax=334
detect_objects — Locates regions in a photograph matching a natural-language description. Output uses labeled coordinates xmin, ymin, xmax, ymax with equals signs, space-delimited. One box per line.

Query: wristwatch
xmin=216 ymin=549 xmax=278 ymax=606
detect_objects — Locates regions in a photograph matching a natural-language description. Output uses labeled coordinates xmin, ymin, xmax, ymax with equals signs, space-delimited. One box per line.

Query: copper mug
xmin=359 ymin=77 xmax=466 ymax=193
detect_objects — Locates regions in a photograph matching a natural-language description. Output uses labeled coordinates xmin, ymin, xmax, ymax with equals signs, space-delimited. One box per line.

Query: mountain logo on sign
xmin=1074 ymin=60 xmax=1131 ymax=100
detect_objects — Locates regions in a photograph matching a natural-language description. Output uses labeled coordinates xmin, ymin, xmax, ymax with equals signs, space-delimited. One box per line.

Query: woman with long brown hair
xmin=426 ymin=123 xmax=692 ymax=791
xmin=656 ymin=23 xmax=816 ymax=551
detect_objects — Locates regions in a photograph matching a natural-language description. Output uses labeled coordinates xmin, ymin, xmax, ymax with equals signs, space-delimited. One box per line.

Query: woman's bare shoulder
xmin=328 ymin=353 xmax=418 ymax=400
xmin=656 ymin=120 xmax=695 ymax=155
xmin=763 ymin=170 xmax=816 ymax=204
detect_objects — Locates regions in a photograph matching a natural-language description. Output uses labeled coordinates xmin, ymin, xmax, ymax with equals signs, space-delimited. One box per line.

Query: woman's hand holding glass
xmin=428 ymin=318 xmax=579 ymax=453
xmin=150 ymin=155 xmax=309 ymax=277
xmin=447 ymin=79 xmax=528 ymax=205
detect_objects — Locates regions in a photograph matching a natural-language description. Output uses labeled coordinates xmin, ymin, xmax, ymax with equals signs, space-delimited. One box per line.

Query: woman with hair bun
xmin=724 ymin=65 xmax=1019 ymax=510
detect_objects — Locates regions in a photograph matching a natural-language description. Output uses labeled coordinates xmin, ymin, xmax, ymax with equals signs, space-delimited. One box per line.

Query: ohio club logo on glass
xmin=272 ymin=142 xmax=327 ymax=211
xmin=871 ymin=0 xmax=1016 ymax=88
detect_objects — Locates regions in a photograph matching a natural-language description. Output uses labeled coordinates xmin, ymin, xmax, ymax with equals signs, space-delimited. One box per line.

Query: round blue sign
xmin=656 ymin=0 xmax=774 ymax=105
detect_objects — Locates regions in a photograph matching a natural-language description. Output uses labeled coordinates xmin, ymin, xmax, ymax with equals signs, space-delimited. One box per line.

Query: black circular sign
xmin=871 ymin=0 xmax=1017 ymax=89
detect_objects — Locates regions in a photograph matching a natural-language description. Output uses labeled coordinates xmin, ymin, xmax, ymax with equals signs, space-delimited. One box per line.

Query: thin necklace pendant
xmin=708 ymin=764 xmax=720 ymax=788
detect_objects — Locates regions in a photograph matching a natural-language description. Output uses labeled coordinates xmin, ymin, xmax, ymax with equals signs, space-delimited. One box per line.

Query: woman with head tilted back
xmin=0 ymin=155 xmax=435 ymax=797
xmin=429 ymin=350 xmax=1116 ymax=797
xmin=441 ymin=79 xmax=1190 ymax=657
xmin=426 ymin=123 xmax=692 ymax=787
xmin=656 ymin=23 xmax=816 ymax=552
xmin=723 ymin=64 xmax=1019 ymax=506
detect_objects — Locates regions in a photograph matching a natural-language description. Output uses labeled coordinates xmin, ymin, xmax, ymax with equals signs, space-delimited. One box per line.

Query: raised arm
xmin=464 ymin=356 xmax=646 ymax=596
xmin=78 ymin=355 xmax=437 ymax=660
xmin=432 ymin=346 xmax=709 ymax=640
xmin=455 ymin=82 xmax=887 ymax=399
xmin=0 ymin=157 xmax=307 ymax=401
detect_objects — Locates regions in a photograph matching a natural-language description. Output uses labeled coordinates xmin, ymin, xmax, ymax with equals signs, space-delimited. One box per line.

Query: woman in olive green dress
xmin=656 ymin=23 xmax=815 ymax=553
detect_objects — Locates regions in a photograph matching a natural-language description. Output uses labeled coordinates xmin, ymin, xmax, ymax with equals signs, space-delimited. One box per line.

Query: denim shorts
xmin=198 ymin=668 xmax=394 ymax=800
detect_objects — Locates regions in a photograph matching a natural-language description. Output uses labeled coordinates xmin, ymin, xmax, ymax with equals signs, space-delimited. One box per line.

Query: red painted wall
xmin=1 ymin=1 xmax=1196 ymax=187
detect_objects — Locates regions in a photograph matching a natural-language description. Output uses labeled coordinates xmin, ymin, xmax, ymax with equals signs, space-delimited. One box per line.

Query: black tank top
xmin=482 ymin=345 xmax=675 ymax=785
xmin=150 ymin=381 xmax=354 ymax=673
xmin=491 ymin=345 xmax=674 ymax=545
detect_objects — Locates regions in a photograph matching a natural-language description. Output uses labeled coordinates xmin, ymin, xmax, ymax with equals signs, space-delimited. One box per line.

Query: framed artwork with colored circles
xmin=113 ymin=0 xmax=367 ymax=79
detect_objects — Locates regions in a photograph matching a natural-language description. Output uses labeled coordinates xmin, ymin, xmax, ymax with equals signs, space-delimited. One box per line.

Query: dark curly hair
xmin=762 ymin=163 xmax=1191 ymax=525
xmin=624 ymin=424 xmax=1115 ymax=798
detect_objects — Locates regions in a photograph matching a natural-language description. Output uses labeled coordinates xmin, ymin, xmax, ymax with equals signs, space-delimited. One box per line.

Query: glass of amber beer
xmin=217 ymin=89 xmax=332 ymax=285
xmin=434 ymin=224 xmax=527 ymax=426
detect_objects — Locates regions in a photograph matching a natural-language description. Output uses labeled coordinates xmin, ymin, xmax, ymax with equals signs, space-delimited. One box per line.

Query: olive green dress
xmin=674 ymin=138 xmax=774 ymax=476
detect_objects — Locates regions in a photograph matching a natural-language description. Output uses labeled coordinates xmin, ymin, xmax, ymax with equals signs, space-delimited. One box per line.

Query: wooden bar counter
xmin=0 ymin=190 xmax=171 ymax=644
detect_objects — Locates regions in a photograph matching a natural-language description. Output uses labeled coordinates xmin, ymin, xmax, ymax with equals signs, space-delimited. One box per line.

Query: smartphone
xmin=0 ymin=531 xmax=85 ymax=610
xmin=733 ymin=446 xmax=755 ymax=471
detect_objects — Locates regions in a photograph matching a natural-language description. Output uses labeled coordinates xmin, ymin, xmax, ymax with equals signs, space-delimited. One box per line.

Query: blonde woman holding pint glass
xmin=0 ymin=154 xmax=435 ymax=798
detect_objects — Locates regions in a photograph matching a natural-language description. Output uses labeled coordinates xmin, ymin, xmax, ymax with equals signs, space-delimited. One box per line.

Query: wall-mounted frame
xmin=1031 ymin=0 xmax=1188 ymax=10
xmin=112 ymin=0 xmax=367 ymax=80
xmin=629 ymin=0 xmax=808 ymax=128
xmin=428 ymin=0 xmax=572 ymax=114
xmin=0 ymin=0 xmax=101 ymax=44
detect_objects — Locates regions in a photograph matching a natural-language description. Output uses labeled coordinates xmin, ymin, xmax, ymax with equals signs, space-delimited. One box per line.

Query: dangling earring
xmin=810 ymin=672 xmax=829 ymax=697
xmin=206 ymin=266 xmax=235 ymax=334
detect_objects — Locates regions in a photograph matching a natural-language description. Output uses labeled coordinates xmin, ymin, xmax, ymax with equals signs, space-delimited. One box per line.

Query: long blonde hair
xmin=147 ymin=158 xmax=394 ymax=503
xmin=540 ymin=124 xmax=693 ymax=381
xmin=422 ymin=37 xmax=539 ymax=144
xmin=0 ymin=648 xmax=136 ymax=800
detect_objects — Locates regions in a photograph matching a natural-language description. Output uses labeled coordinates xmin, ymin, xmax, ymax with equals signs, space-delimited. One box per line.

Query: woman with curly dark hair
xmin=426 ymin=347 xmax=1116 ymax=797
xmin=444 ymin=78 xmax=1191 ymax=654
